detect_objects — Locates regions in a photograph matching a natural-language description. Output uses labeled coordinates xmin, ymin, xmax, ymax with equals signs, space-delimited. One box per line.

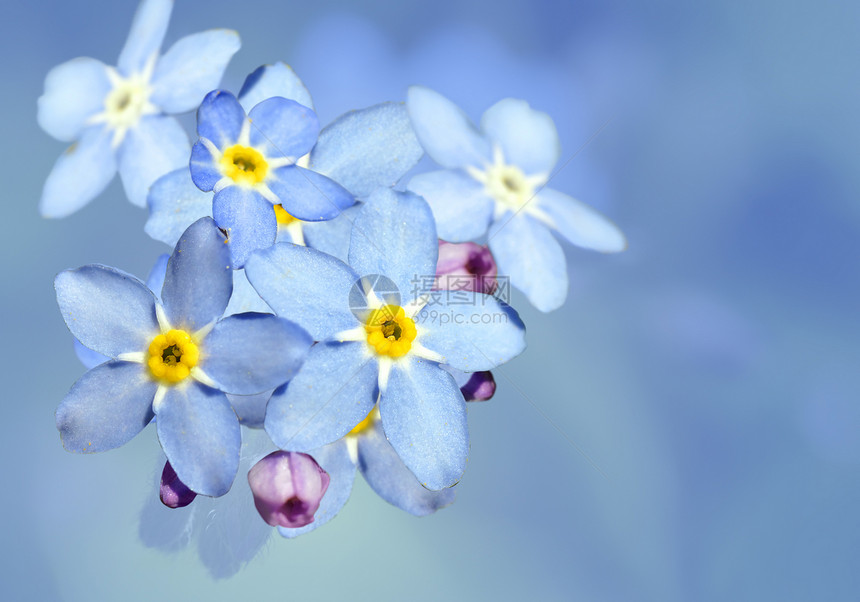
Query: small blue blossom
xmin=37 ymin=0 xmax=240 ymax=216
xmin=244 ymin=188 xmax=526 ymax=490
xmin=54 ymin=217 xmax=312 ymax=496
xmin=406 ymin=86 xmax=627 ymax=312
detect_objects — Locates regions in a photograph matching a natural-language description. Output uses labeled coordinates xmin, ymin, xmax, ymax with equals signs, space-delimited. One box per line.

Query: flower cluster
xmin=41 ymin=0 xmax=625 ymax=574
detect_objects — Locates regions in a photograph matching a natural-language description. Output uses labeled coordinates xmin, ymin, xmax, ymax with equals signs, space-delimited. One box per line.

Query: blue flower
xmin=149 ymin=62 xmax=422 ymax=265
xmin=37 ymin=0 xmax=240 ymax=216
xmin=54 ymin=217 xmax=312 ymax=496
xmin=244 ymin=188 xmax=526 ymax=490
xmin=406 ymin=86 xmax=627 ymax=312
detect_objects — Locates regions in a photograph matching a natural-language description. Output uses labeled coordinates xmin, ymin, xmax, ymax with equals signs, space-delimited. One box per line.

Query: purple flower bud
xmin=248 ymin=451 xmax=330 ymax=528
xmin=160 ymin=460 xmax=197 ymax=509
xmin=460 ymin=371 xmax=497 ymax=402
xmin=435 ymin=241 xmax=498 ymax=295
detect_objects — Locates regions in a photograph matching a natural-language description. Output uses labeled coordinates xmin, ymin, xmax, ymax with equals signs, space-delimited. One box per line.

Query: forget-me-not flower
xmin=37 ymin=0 xmax=240 ymax=216
xmin=244 ymin=188 xmax=526 ymax=490
xmin=54 ymin=217 xmax=312 ymax=496
xmin=406 ymin=86 xmax=627 ymax=312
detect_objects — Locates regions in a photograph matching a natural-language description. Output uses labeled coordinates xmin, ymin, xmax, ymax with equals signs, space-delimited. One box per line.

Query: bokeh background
xmin=4 ymin=0 xmax=860 ymax=600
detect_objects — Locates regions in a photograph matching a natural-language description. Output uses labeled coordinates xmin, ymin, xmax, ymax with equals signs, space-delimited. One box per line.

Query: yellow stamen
xmin=364 ymin=305 xmax=416 ymax=358
xmin=348 ymin=406 xmax=379 ymax=438
xmin=273 ymin=204 xmax=297 ymax=226
xmin=221 ymin=145 xmax=268 ymax=185
xmin=147 ymin=329 xmax=200 ymax=384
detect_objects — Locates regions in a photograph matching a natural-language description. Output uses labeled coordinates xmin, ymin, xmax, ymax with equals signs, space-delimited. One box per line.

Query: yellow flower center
xmin=221 ymin=145 xmax=268 ymax=185
xmin=484 ymin=163 xmax=534 ymax=210
xmin=364 ymin=305 xmax=416 ymax=358
xmin=273 ymin=204 xmax=297 ymax=226
xmin=147 ymin=330 xmax=200 ymax=384
xmin=348 ymin=406 xmax=379 ymax=438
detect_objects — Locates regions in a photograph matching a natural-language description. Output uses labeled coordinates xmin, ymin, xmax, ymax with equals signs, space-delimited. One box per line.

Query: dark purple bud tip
xmin=248 ymin=451 xmax=331 ymax=528
xmin=436 ymin=241 xmax=499 ymax=295
xmin=461 ymin=371 xmax=497 ymax=402
xmin=160 ymin=460 xmax=197 ymax=509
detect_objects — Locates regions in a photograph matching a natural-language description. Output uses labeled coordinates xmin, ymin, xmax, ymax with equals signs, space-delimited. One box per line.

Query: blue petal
xmin=197 ymin=90 xmax=245 ymax=150
xmin=238 ymin=62 xmax=314 ymax=113
xmin=266 ymin=165 xmax=354 ymax=221
xmin=224 ymin=269 xmax=272 ymax=316
xmin=55 ymin=265 xmax=159 ymax=357
xmin=74 ymin=339 xmax=109 ymax=370
xmin=56 ymin=361 xmax=156 ymax=453
xmin=407 ymin=170 xmax=494 ymax=242
xmin=117 ymin=0 xmax=172 ymax=76
xmin=37 ymin=57 xmax=110 ymax=142
xmin=155 ymin=382 xmax=241 ymax=497
xmin=309 ymin=102 xmax=424 ymax=197
xmin=212 ymin=185 xmax=277 ymax=268
xmin=146 ymin=253 xmax=170 ymax=298
xmin=202 ymin=313 xmax=312 ymax=395
xmin=537 ymin=188 xmax=627 ymax=253
xmin=301 ymin=204 xmax=360 ymax=263
xmin=227 ymin=391 xmax=272 ymax=428
xmin=480 ymin=98 xmax=560 ymax=176
xmin=379 ymin=358 xmax=468 ymax=490
xmin=161 ymin=217 xmax=232 ymax=331
xmin=119 ymin=115 xmax=190 ymax=207
xmin=348 ymin=188 xmax=438 ymax=302
xmin=189 ymin=140 xmax=221 ymax=192
xmin=264 ymin=342 xmax=378 ymax=452
xmin=406 ymin=86 xmax=490 ymax=169
xmin=150 ymin=30 xmax=241 ymax=114
xmin=488 ymin=213 xmax=568 ymax=312
xmin=244 ymin=243 xmax=361 ymax=341
xmin=416 ymin=297 xmax=526 ymax=371
xmin=40 ymin=126 xmax=116 ymax=218
xmin=248 ymin=97 xmax=319 ymax=160
xmin=146 ymin=168 xmax=213 ymax=247
xmin=357 ymin=419 xmax=455 ymax=516
xmin=278 ymin=440 xmax=356 ymax=538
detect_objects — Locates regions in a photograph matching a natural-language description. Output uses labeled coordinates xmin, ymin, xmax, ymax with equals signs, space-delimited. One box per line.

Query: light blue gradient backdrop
xmin=4 ymin=0 xmax=859 ymax=600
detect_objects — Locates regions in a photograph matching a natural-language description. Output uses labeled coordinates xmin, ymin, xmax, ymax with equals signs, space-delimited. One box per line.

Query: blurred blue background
xmin=4 ymin=0 xmax=860 ymax=600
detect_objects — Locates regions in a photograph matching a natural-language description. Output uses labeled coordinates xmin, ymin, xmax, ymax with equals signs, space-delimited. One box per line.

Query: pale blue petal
xmin=266 ymin=165 xmax=354 ymax=221
xmin=212 ymin=185 xmax=277 ymax=268
xmin=224 ymin=269 xmax=271 ymax=316
xmin=146 ymin=168 xmax=213 ymax=247
xmin=488 ymin=213 xmax=568 ymax=312
xmin=537 ymin=188 xmax=627 ymax=253
xmin=309 ymin=102 xmax=424 ymax=197
xmin=37 ymin=57 xmax=110 ymax=142
xmin=55 ymin=265 xmax=159 ymax=357
xmin=118 ymin=0 xmax=172 ymax=76
xmin=416 ymin=297 xmax=526 ymax=371
xmin=202 ymin=313 xmax=312 ymax=395
xmin=119 ymin=115 xmax=190 ymax=207
xmin=227 ymin=391 xmax=272 ymax=428
xmin=151 ymin=30 xmax=241 ymax=114
xmin=155 ymin=382 xmax=241 ymax=497
xmin=406 ymin=86 xmax=490 ymax=169
xmin=244 ymin=243 xmax=361 ymax=341
xmin=264 ymin=342 xmax=378 ymax=452
xmin=301 ymin=204 xmax=360 ymax=263
xmin=379 ymin=358 xmax=467 ymax=490
xmin=40 ymin=126 xmax=116 ymax=218
xmin=357 ymin=420 xmax=456 ymax=516
xmin=238 ymin=62 xmax=314 ymax=113
xmin=161 ymin=217 xmax=231 ymax=331
xmin=348 ymin=188 xmax=438 ymax=301
xmin=74 ymin=339 xmax=109 ymax=370
xmin=146 ymin=253 xmax=170 ymax=297
xmin=248 ymin=97 xmax=318 ymax=159
xmin=279 ymin=440 xmax=356 ymax=538
xmin=197 ymin=90 xmax=245 ymax=149
xmin=480 ymin=98 xmax=560 ymax=176
xmin=56 ymin=361 xmax=156 ymax=453
xmin=189 ymin=140 xmax=221 ymax=192
xmin=407 ymin=170 xmax=494 ymax=242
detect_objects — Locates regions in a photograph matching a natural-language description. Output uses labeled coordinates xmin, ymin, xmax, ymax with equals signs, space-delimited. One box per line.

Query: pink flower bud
xmin=435 ymin=241 xmax=498 ymax=295
xmin=248 ymin=451 xmax=330 ymax=528
xmin=160 ymin=460 xmax=197 ymax=509
xmin=460 ymin=371 xmax=497 ymax=402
